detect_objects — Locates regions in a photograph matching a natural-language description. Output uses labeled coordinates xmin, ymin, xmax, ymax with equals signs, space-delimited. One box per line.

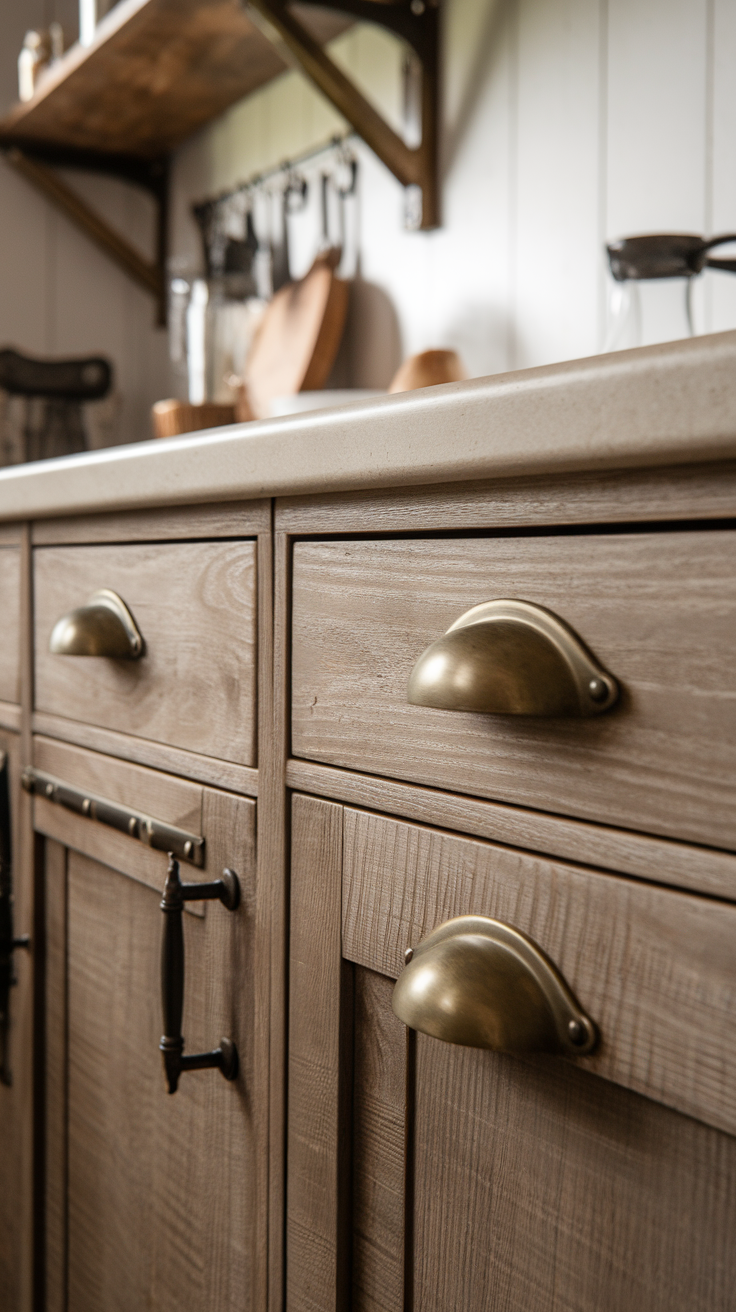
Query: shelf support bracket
xmin=3 ymin=148 xmax=167 ymax=325
xmin=245 ymin=0 xmax=438 ymax=229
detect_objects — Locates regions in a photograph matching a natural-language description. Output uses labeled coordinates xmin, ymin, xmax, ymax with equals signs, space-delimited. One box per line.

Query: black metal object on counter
xmin=0 ymin=346 xmax=112 ymax=463
xmin=607 ymin=232 xmax=736 ymax=280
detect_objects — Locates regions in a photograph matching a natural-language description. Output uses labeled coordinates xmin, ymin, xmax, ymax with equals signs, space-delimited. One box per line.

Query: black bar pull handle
xmin=159 ymin=853 xmax=239 ymax=1095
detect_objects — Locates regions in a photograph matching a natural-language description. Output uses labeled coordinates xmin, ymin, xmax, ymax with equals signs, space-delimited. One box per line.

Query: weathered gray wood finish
xmin=291 ymin=532 xmax=736 ymax=850
xmin=276 ymin=459 xmax=736 ymax=534
xmin=34 ymin=539 xmax=258 ymax=766
xmin=32 ymin=500 xmax=270 ymax=546
xmin=286 ymin=795 xmax=736 ymax=1312
xmin=32 ymin=712 xmax=259 ymax=797
xmin=286 ymin=758 xmax=736 ymax=901
xmin=42 ymin=770 xmax=257 ymax=1311
xmin=0 ymin=546 xmax=21 ymax=705
xmin=341 ymin=808 xmax=736 ymax=1135
xmin=287 ymin=794 xmax=350 ymax=1312
xmin=0 ymin=732 xmax=32 ymax=1312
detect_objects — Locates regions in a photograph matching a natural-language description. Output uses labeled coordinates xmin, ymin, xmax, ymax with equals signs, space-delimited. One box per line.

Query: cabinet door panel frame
xmin=287 ymin=792 xmax=736 ymax=1312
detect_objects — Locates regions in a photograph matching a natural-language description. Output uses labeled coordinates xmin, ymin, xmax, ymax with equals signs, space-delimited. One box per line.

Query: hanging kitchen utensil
xmin=243 ymin=247 xmax=348 ymax=419
xmin=271 ymin=170 xmax=308 ymax=294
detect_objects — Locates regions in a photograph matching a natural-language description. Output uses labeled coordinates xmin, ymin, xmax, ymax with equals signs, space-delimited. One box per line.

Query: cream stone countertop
xmin=1 ymin=331 xmax=736 ymax=520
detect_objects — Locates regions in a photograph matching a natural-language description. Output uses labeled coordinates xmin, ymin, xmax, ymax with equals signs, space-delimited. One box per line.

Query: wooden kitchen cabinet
xmin=1 ymin=337 xmax=736 ymax=1312
xmin=0 ymin=731 xmax=33 ymax=1312
xmin=33 ymin=744 xmax=258 ymax=1312
xmin=286 ymin=793 xmax=736 ymax=1312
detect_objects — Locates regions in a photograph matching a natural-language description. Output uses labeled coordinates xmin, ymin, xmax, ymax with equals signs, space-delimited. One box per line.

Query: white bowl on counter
xmin=268 ymin=390 xmax=383 ymax=418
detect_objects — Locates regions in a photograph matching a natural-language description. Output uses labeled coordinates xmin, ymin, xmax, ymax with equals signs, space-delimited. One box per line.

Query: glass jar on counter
xmin=604 ymin=232 xmax=736 ymax=351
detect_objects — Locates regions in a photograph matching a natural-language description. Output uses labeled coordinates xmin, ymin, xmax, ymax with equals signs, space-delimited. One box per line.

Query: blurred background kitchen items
xmin=243 ymin=248 xmax=348 ymax=419
xmin=79 ymin=0 xmax=119 ymax=47
xmin=605 ymin=232 xmax=736 ymax=350
xmin=151 ymin=399 xmax=236 ymax=439
xmin=388 ymin=349 xmax=467 ymax=393
xmin=269 ymin=390 xmax=381 ymax=417
xmin=17 ymin=24 xmax=64 ymax=101
xmin=0 ymin=348 xmax=113 ymax=464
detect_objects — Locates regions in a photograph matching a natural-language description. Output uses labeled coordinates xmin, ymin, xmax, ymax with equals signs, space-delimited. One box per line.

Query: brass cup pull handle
xmin=49 ymin=588 xmax=144 ymax=659
xmin=392 ymin=915 xmax=598 ymax=1057
xmin=407 ymin=599 xmax=618 ymax=717
xmin=159 ymin=854 xmax=239 ymax=1095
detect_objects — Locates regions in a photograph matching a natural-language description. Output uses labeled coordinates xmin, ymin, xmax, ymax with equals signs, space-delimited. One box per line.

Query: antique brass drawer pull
xmin=407 ymin=599 xmax=618 ymax=717
xmin=49 ymin=588 xmax=144 ymax=659
xmin=160 ymin=855 xmax=239 ymax=1094
xmin=392 ymin=915 xmax=597 ymax=1056
xmin=21 ymin=767 xmax=204 ymax=868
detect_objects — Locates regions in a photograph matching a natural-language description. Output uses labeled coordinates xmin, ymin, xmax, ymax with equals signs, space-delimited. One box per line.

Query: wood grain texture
xmin=292 ymin=532 xmax=736 ymax=850
xmin=44 ymin=839 xmax=67 ymax=1312
xmin=0 ymin=732 xmax=32 ymax=1312
xmin=32 ymin=500 xmax=270 ymax=545
xmin=413 ymin=1037 xmax=736 ymax=1312
xmin=341 ymin=808 xmax=736 ymax=1136
xmin=66 ymin=829 xmax=254 ymax=1311
xmin=34 ymin=736 xmax=203 ymax=833
xmin=286 ymin=795 xmax=348 ymax=1312
xmin=285 ymin=759 xmax=736 ymax=902
xmin=263 ymin=531 xmax=290 ymax=1312
xmin=30 ymin=739 xmax=256 ymax=915
xmin=275 ymin=460 xmax=736 ymax=534
xmin=253 ymin=527 xmax=273 ymax=1312
xmin=0 ymin=545 xmax=21 ymax=705
xmin=32 ymin=712 xmax=258 ymax=797
xmin=0 ymin=0 xmax=349 ymax=158
xmin=0 ymin=701 xmax=22 ymax=733
xmin=18 ymin=526 xmax=35 ymax=1312
xmin=34 ymin=539 xmax=257 ymax=765
xmin=352 ymin=967 xmax=406 ymax=1312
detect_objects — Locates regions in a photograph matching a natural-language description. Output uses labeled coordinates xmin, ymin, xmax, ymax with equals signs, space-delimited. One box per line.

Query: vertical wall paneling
xmin=514 ymin=0 xmax=602 ymax=366
xmin=708 ymin=0 xmax=736 ymax=336
xmin=2 ymin=0 xmax=736 ymax=435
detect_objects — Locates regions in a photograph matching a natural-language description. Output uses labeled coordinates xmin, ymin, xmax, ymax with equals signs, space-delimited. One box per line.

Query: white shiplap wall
xmin=1 ymin=0 xmax=735 ymax=425
xmin=170 ymin=0 xmax=736 ymax=384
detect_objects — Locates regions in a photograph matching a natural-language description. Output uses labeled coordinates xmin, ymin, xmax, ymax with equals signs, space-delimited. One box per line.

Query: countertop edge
xmin=1 ymin=331 xmax=736 ymax=521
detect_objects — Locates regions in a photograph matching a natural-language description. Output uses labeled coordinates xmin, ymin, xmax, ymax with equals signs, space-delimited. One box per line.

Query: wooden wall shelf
xmin=0 ymin=0 xmax=437 ymax=320
xmin=0 ymin=0 xmax=349 ymax=159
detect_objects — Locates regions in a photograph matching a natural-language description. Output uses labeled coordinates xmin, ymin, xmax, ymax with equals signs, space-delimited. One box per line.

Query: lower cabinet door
xmin=37 ymin=755 xmax=257 ymax=1312
xmin=287 ymin=795 xmax=736 ymax=1312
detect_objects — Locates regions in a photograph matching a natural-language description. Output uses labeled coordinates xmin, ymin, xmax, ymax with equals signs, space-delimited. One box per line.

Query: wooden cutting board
xmin=243 ymin=248 xmax=348 ymax=419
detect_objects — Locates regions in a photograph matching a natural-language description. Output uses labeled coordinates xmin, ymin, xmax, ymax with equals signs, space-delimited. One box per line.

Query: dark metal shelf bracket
xmin=2 ymin=146 xmax=167 ymax=324
xmin=246 ymin=0 xmax=439 ymax=229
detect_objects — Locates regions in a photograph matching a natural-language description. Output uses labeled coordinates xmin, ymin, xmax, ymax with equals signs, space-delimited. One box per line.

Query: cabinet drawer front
xmin=292 ymin=532 xmax=736 ymax=849
xmin=341 ymin=806 xmax=736 ymax=1136
xmin=35 ymin=540 xmax=257 ymax=765
xmin=0 ymin=546 xmax=21 ymax=707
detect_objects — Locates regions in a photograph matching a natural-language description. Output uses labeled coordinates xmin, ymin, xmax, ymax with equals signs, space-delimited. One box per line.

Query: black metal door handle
xmin=159 ymin=853 xmax=239 ymax=1094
